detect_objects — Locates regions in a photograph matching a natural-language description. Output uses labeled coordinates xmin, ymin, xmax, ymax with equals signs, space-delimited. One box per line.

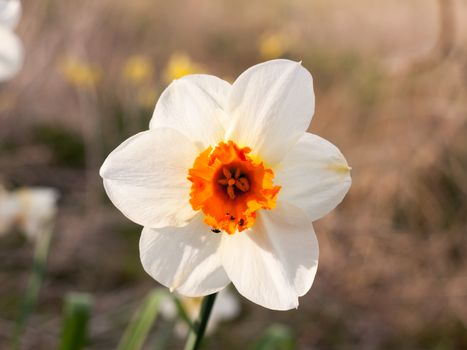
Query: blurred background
xmin=1 ymin=0 xmax=467 ymax=349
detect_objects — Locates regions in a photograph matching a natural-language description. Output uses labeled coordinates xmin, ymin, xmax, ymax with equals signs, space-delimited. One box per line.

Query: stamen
xmin=217 ymin=178 xmax=229 ymax=185
xmin=227 ymin=185 xmax=235 ymax=199
xmin=222 ymin=167 xmax=232 ymax=179
xmin=235 ymin=168 xmax=241 ymax=178
xmin=235 ymin=177 xmax=250 ymax=192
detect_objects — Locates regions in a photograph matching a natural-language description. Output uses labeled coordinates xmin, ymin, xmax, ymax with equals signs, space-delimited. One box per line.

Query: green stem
xmin=172 ymin=295 xmax=194 ymax=331
xmin=183 ymin=293 xmax=217 ymax=350
xmin=11 ymin=227 xmax=53 ymax=350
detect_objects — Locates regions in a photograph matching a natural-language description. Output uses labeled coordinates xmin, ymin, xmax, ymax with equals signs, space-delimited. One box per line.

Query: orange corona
xmin=188 ymin=141 xmax=281 ymax=234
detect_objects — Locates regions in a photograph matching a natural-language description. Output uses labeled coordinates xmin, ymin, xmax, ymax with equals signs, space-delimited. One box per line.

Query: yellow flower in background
xmin=136 ymin=85 xmax=159 ymax=110
xmin=259 ymin=32 xmax=287 ymax=60
xmin=122 ymin=55 xmax=153 ymax=85
xmin=164 ymin=52 xmax=203 ymax=83
xmin=60 ymin=56 xmax=101 ymax=89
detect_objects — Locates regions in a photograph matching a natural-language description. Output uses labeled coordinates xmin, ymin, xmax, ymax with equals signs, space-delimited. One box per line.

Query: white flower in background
xmin=0 ymin=186 xmax=59 ymax=240
xmin=0 ymin=0 xmax=23 ymax=82
xmin=101 ymin=59 xmax=351 ymax=310
xmin=161 ymin=287 xmax=240 ymax=337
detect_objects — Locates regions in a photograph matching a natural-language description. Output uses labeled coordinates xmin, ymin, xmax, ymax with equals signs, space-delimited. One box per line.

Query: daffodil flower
xmin=0 ymin=0 xmax=23 ymax=82
xmin=163 ymin=53 xmax=203 ymax=83
xmin=259 ymin=32 xmax=287 ymax=60
xmin=100 ymin=59 xmax=351 ymax=310
xmin=122 ymin=55 xmax=153 ymax=85
xmin=60 ymin=56 xmax=101 ymax=89
xmin=0 ymin=186 xmax=59 ymax=240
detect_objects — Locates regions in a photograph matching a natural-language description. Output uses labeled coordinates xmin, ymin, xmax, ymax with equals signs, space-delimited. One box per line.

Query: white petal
xmin=14 ymin=187 xmax=59 ymax=240
xmin=0 ymin=26 xmax=23 ymax=82
xmin=140 ymin=214 xmax=230 ymax=296
xmin=150 ymin=74 xmax=231 ymax=149
xmin=221 ymin=202 xmax=318 ymax=310
xmin=0 ymin=0 xmax=21 ymax=29
xmin=226 ymin=59 xmax=314 ymax=165
xmin=276 ymin=132 xmax=351 ymax=222
xmin=100 ymin=128 xmax=198 ymax=228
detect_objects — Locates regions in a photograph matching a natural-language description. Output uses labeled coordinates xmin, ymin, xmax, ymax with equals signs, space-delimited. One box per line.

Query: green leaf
xmin=59 ymin=293 xmax=93 ymax=350
xmin=251 ymin=324 xmax=296 ymax=350
xmin=117 ymin=289 xmax=166 ymax=350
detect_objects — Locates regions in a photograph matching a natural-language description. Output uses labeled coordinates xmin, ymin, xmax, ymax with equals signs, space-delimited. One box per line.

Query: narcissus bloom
xmin=259 ymin=32 xmax=287 ymax=60
xmin=0 ymin=186 xmax=59 ymax=240
xmin=60 ymin=56 xmax=101 ymax=89
xmin=101 ymin=59 xmax=351 ymax=310
xmin=122 ymin=55 xmax=153 ymax=85
xmin=163 ymin=52 xmax=203 ymax=83
xmin=0 ymin=0 xmax=23 ymax=82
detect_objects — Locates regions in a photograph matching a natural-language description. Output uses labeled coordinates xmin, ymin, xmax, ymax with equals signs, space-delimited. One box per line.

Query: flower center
xmin=217 ymin=167 xmax=250 ymax=199
xmin=188 ymin=141 xmax=281 ymax=234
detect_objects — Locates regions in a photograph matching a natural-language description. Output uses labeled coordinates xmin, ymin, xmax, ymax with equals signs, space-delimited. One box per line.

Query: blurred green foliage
xmin=34 ymin=125 xmax=85 ymax=167
xmin=59 ymin=293 xmax=93 ymax=350
xmin=118 ymin=289 xmax=165 ymax=350
xmin=250 ymin=324 xmax=296 ymax=350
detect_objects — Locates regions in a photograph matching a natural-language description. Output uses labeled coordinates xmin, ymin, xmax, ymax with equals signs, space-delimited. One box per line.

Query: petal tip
xmin=277 ymin=298 xmax=300 ymax=311
xmin=98 ymin=162 xmax=108 ymax=179
xmin=327 ymin=163 xmax=352 ymax=175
